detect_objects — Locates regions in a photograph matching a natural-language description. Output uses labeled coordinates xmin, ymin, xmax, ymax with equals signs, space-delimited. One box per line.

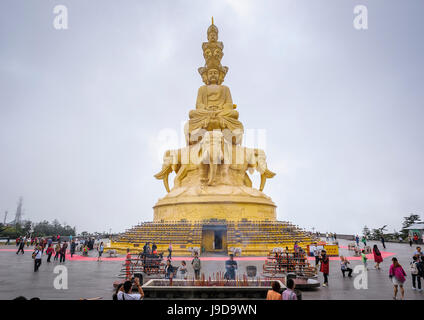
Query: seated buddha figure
xmin=188 ymin=68 xmax=243 ymax=138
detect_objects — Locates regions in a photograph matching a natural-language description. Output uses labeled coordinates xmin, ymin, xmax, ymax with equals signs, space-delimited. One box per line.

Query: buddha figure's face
xmin=207 ymin=69 xmax=219 ymax=84
xmin=208 ymin=31 xmax=217 ymax=42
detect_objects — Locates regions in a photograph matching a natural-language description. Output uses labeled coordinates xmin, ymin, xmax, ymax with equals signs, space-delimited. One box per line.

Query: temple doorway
xmin=201 ymin=224 xmax=227 ymax=254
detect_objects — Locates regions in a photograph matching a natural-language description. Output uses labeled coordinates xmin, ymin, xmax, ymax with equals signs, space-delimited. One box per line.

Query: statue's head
xmin=207 ymin=24 xmax=218 ymax=42
xmin=207 ymin=68 xmax=219 ymax=84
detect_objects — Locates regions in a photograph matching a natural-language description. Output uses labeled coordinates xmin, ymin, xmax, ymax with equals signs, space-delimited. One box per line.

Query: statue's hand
xmin=206 ymin=105 xmax=221 ymax=111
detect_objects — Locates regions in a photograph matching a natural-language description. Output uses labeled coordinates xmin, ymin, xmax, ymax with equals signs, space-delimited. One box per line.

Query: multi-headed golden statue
xmin=154 ymin=19 xmax=276 ymax=222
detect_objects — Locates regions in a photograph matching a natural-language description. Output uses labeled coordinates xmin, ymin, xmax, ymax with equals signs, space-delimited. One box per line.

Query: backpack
xmin=410 ymin=262 xmax=418 ymax=275
xmin=32 ymin=250 xmax=38 ymax=260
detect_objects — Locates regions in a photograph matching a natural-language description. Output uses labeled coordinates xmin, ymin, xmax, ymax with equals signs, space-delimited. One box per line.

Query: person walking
xmin=313 ymin=245 xmax=321 ymax=268
xmin=32 ymin=246 xmax=42 ymax=272
xmin=97 ymin=241 xmax=104 ymax=262
xmin=191 ymin=252 xmax=201 ymax=280
xmin=373 ymin=245 xmax=383 ymax=270
xmin=409 ymin=235 xmax=413 ymax=247
xmin=59 ymin=241 xmax=67 ymax=263
xmin=54 ymin=242 xmax=61 ymax=261
xmin=320 ymin=250 xmax=330 ymax=287
xmin=389 ymin=257 xmax=407 ymax=300
xmin=167 ymin=243 xmax=173 ymax=260
xmin=340 ymin=256 xmax=353 ymax=277
xmin=361 ymin=250 xmax=368 ymax=269
xmin=16 ymin=239 xmax=25 ymax=255
xmin=410 ymin=256 xmax=422 ymax=291
xmin=46 ymin=244 xmax=54 ymax=262
xmin=381 ymin=236 xmax=386 ymax=249
xmin=70 ymin=240 xmax=76 ymax=258
xmin=361 ymin=236 xmax=367 ymax=247
xmin=355 ymin=235 xmax=360 ymax=247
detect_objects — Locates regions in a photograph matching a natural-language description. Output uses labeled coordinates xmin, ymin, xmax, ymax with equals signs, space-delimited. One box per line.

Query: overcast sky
xmin=0 ymin=0 xmax=423 ymax=235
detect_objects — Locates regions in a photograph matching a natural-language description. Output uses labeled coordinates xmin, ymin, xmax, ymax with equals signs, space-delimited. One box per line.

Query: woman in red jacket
xmin=373 ymin=245 xmax=383 ymax=269
xmin=320 ymin=250 xmax=330 ymax=287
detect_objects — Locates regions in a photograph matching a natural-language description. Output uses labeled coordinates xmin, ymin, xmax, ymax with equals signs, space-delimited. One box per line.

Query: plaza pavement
xmin=0 ymin=239 xmax=422 ymax=300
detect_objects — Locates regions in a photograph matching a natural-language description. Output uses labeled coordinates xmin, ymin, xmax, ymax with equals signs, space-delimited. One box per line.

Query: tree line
xmin=362 ymin=214 xmax=422 ymax=241
xmin=0 ymin=219 xmax=76 ymax=238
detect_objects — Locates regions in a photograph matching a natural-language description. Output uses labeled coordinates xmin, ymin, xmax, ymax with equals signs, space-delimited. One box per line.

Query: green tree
xmin=401 ymin=214 xmax=421 ymax=239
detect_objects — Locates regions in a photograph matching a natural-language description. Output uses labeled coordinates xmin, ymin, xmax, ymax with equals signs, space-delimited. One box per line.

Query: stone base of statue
xmin=154 ymin=186 xmax=276 ymax=222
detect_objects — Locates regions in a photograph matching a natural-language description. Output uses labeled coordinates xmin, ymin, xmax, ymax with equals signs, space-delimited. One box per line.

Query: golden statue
xmin=154 ymin=19 xmax=276 ymax=222
xmin=188 ymin=20 xmax=243 ymax=141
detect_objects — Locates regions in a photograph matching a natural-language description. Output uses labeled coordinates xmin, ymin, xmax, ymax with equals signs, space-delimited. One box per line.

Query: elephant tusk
xmin=163 ymin=172 xmax=170 ymax=193
xmin=154 ymin=166 xmax=172 ymax=193
xmin=260 ymin=174 xmax=266 ymax=191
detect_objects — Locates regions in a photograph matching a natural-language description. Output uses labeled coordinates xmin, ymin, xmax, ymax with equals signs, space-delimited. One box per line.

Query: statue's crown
xmin=198 ymin=17 xmax=228 ymax=85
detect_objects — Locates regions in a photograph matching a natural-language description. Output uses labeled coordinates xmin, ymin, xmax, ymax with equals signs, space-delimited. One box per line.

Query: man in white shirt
xmin=117 ymin=277 xmax=144 ymax=300
xmin=33 ymin=246 xmax=42 ymax=272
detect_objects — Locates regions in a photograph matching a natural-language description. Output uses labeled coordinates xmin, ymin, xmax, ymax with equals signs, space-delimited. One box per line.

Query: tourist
xmin=168 ymin=243 xmax=173 ymax=259
xmin=313 ymin=245 xmax=321 ymax=267
xmin=152 ymin=242 xmax=157 ymax=254
xmin=54 ymin=242 xmax=61 ymax=261
xmin=113 ymin=283 xmax=124 ymax=301
xmin=266 ymin=281 xmax=282 ymax=300
xmin=32 ymin=246 xmax=42 ymax=272
xmin=413 ymin=233 xmax=418 ymax=244
xmin=165 ymin=260 xmax=175 ymax=279
xmin=410 ymin=256 xmax=422 ymax=291
xmin=282 ymin=278 xmax=297 ymax=300
xmin=373 ymin=245 xmax=383 ymax=270
xmin=16 ymin=238 xmax=25 ymax=255
xmin=361 ymin=236 xmax=367 ymax=247
xmin=413 ymin=247 xmax=423 ymax=258
xmin=381 ymin=236 xmax=386 ymax=249
xmin=70 ymin=240 xmax=76 ymax=258
xmin=46 ymin=244 xmax=54 ymax=262
xmin=143 ymin=242 xmax=150 ymax=255
xmin=320 ymin=250 xmax=329 ymax=287
xmin=60 ymin=241 xmax=68 ymax=263
xmin=361 ymin=250 xmax=368 ymax=269
xmin=178 ymin=261 xmax=187 ymax=279
xmin=191 ymin=253 xmax=201 ymax=280
xmin=418 ymin=256 xmax=424 ymax=289
xmin=125 ymin=248 xmax=132 ymax=280
xmin=225 ymin=254 xmax=238 ymax=280
xmin=97 ymin=241 xmax=104 ymax=262
xmin=340 ymin=256 xmax=353 ymax=277
xmin=117 ymin=278 xmax=144 ymax=300
xmin=355 ymin=235 xmax=360 ymax=246
xmin=389 ymin=257 xmax=407 ymax=300
xmin=409 ymin=235 xmax=413 ymax=247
